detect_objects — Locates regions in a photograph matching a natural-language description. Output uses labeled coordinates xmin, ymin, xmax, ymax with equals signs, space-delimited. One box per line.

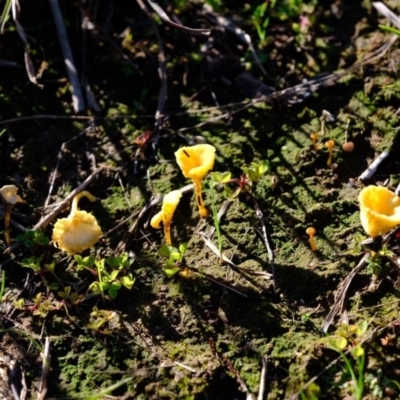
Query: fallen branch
xmin=49 ymin=0 xmax=85 ymax=113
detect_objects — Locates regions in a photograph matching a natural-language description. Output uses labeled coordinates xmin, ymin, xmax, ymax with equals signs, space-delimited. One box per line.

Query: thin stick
xmin=37 ymin=337 xmax=51 ymax=400
xmin=251 ymin=194 xmax=275 ymax=290
xmin=258 ymin=355 xmax=268 ymax=400
xmin=136 ymin=0 xmax=167 ymax=149
xmin=49 ymin=0 xmax=85 ymax=113
xmin=321 ymin=253 xmax=369 ymax=333
xmin=199 ymin=232 xmax=270 ymax=292
xmin=373 ymin=2 xmax=400 ymax=28
xmin=358 ymin=151 xmax=390 ymax=181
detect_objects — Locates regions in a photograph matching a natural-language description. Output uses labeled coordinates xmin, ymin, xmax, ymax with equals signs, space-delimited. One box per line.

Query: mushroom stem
xmin=310 ymin=133 xmax=319 ymax=151
xmin=325 ymin=140 xmax=335 ymax=168
xmin=309 ymin=235 xmax=317 ymax=251
xmin=3 ymin=204 xmax=11 ymax=245
xmin=327 ymin=151 xmax=333 ymax=167
xmin=164 ymin=221 xmax=172 ymax=246
xmin=194 ymin=180 xmax=207 ymax=218
xmin=71 ymin=191 xmax=97 ymax=215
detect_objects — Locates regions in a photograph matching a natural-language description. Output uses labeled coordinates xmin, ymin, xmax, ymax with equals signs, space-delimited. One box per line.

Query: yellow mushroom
xmin=325 ymin=140 xmax=335 ymax=168
xmin=306 ymin=227 xmax=317 ymax=251
xmin=52 ymin=191 xmax=102 ymax=253
xmin=0 ymin=184 xmax=24 ymax=245
xmin=151 ymin=190 xmax=182 ymax=245
xmin=175 ymin=144 xmax=216 ymax=218
xmin=359 ymin=185 xmax=400 ymax=238
xmin=0 ymin=185 xmax=24 ymax=205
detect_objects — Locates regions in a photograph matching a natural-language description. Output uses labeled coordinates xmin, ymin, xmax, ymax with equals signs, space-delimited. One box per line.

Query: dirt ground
xmin=1 ymin=0 xmax=400 ymax=399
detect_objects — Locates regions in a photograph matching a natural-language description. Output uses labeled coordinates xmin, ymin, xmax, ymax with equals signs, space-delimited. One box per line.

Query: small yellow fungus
xmin=175 ymin=144 xmax=216 ymax=218
xmin=325 ymin=140 xmax=335 ymax=168
xmin=52 ymin=191 xmax=102 ymax=253
xmin=151 ymin=190 xmax=182 ymax=245
xmin=0 ymin=185 xmax=24 ymax=205
xmin=0 ymin=184 xmax=24 ymax=245
xmin=306 ymin=227 xmax=317 ymax=251
xmin=359 ymin=185 xmax=400 ymax=238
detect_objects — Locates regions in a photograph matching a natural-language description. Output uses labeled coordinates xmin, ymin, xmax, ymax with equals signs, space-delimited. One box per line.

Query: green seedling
xmin=159 ymin=243 xmax=187 ymax=278
xmin=251 ymin=1 xmax=274 ymax=43
xmin=365 ymin=246 xmax=394 ymax=277
xmin=328 ymin=320 xmax=368 ymax=400
xmin=19 ymin=255 xmax=55 ymax=274
xmin=15 ymin=229 xmax=50 ymax=247
xmin=74 ymin=253 xmax=134 ymax=299
xmin=242 ymin=160 xmax=269 ymax=184
xmin=30 ymin=292 xmax=62 ymax=318
xmin=58 ymin=286 xmax=85 ymax=305
xmin=212 ymin=160 xmax=269 ymax=199
xmin=74 ymin=254 xmax=96 ymax=272
xmin=89 ymin=259 xmax=133 ymax=300
xmin=87 ymin=306 xmax=118 ymax=332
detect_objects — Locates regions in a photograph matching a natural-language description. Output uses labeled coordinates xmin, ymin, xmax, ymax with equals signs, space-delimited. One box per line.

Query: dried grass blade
xmin=147 ymin=0 xmax=210 ymax=36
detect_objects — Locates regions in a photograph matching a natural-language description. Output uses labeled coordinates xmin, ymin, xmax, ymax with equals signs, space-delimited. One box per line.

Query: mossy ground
xmin=1 ymin=1 xmax=400 ymax=399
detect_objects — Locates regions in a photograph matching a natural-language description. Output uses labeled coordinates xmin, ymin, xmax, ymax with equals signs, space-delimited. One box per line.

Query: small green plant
xmin=365 ymin=246 xmax=394 ymax=277
xmin=19 ymin=255 xmax=55 ymax=274
xmin=250 ymin=1 xmax=275 ymax=43
xmin=159 ymin=243 xmax=187 ymax=278
xmin=58 ymin=286 xmax=85 ymax=305
xmin=87 ymin=306 xmax=118 ymax=332
xmin=88 ymin=258 xmax=135 ymax=300
xmin=328 ymin=320 xmax=368 ymax=400
xmin=15 ymin=229 xmax=50 ymax=247
xmin=211 ymin=160 xmax=269 ymax=199
xmin=31 ymin=292 xmax=62 ymax=318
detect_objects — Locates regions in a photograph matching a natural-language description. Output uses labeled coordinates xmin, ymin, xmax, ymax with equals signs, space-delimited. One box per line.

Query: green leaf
xmin=108 ymin=288 xmax=118 ymax=299
xmin=87 ymin=318 xmax=106 ymax=330
xmin=159 ymin=244 xmax=171 ymax=258
xmin=121 ymin=275 xmax=135 ymax=289
xmin=110 ymin=270 xmax=119 ymax=281
xmin=179 ymin=243 xmax=188 ymax=256
xmin=48 ymin=282 xmax=60 ymax=291
xmin=110 ymin=281 xmax=122 ymax=291
xmin=331 ymin=337 xmax=347 ymax=351
xmin=45 ymin=262 xmax=55 ymax=272
xmin=244 ymin=168 xmax=257 ymax=182
xmin=357 ymin=320 xmax=368 ymax=336
xmin=352 ymin=344 xmax=364 ymax=358
xmin=163 ymin=267 xmax=180 ymax=278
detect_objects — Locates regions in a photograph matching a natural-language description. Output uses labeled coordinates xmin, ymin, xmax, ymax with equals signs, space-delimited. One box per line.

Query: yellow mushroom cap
xmin=51 ymin=191 xmax=102 ymax=253
xmin=0 ymin=185 xmax=24 ymax=205
xmin=175 ymin=144 xmax=216 ymax=181
xmin=325 ymin=140 xmax=335 ymax=149
xmin=150 ymin=190 xmax=182 ymax=229
xmin=306 ymin=227 xmax=316 ymax=236
xmin=52 ymin=210 xmax=102 ymax=253
xmin=359 ymin=185 xmax=400 ymax=238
